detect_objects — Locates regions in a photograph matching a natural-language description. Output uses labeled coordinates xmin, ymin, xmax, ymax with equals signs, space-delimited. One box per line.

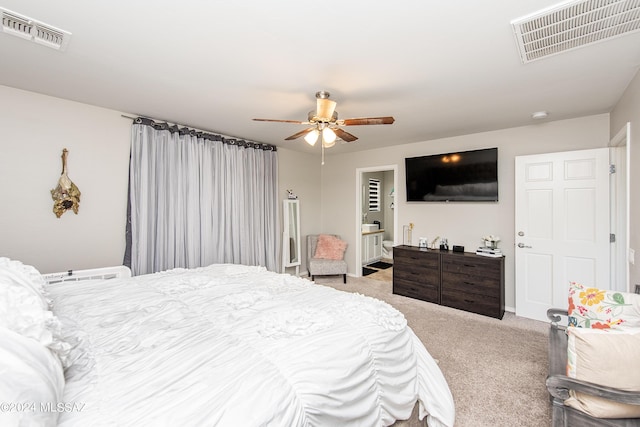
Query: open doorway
xmin=355 ymin=165 xmax=398 ymax=279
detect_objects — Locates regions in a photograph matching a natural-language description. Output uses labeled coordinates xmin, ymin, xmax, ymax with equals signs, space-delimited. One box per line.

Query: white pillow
xmin=0 ymin=257 xmax=48 ymax=307
xmin=565 ymin=327 xmax=640 ymax=418
xmin=0 ymin=257 xmax=71 ymax=367
xmin=0 ymin=328 xmax=65 ymax=427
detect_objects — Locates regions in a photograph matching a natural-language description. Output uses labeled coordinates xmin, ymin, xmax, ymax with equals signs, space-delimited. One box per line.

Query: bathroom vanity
xmin=361 ymin=230 xmax=384 ymax=264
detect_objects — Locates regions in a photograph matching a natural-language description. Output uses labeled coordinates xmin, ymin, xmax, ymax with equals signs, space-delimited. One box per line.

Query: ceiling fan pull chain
xmin=321 ymin=143 xmax=325 ymax=165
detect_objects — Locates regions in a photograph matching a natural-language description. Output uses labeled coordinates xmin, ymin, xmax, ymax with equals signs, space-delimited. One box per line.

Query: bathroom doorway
xmin=355 ymin=165 xmax=398 ymax=279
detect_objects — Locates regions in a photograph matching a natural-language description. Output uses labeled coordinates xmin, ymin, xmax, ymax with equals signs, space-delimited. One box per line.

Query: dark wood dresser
xmin=393 ymin=245 xmax=505 ymax=319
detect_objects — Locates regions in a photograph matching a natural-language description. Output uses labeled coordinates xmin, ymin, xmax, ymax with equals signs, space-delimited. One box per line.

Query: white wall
xmin=610 ymin=69 xmax=640 ymax=288
xmin=277 ymin=148 xmax=322 ymax=275
xmin=320 ymin=114 xmax=610 ymax=309
xmin=0 ymin=85 xmax=131 ymax=273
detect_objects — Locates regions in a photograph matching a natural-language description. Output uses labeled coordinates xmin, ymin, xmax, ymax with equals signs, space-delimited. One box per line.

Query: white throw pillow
xmin=0 ymin=257 xmax=71 ymax=367
xmin=565 ymin=327 xmax=640 ymax=418
xmin=0 ymin=328 xmax=65 ymax=427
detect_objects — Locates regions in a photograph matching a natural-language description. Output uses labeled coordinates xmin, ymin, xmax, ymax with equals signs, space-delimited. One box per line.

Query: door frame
xmin=355 ymin=165 xmax=398 ymax=276
xmin=609 ymin=123 xmax=631 ymax=291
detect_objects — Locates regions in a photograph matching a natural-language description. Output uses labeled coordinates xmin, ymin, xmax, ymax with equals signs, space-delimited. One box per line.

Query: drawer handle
xmin=464 ymin=299 xmax=475 ymax=303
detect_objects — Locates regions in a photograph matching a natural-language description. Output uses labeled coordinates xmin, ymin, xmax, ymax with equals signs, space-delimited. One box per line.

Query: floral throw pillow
xmin=568 ymin=281 xmax=640 ymax=330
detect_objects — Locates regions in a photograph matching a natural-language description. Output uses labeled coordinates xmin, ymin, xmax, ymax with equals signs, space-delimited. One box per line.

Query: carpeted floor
xmin=367 ymin=266 xmax=393 ymax=282
xmin=311 ymin=273 xmax=551 ymax=427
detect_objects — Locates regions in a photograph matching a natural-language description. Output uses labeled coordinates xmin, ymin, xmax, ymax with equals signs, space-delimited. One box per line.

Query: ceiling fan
xmin=253 ymin=91 xmax=395 ymax=150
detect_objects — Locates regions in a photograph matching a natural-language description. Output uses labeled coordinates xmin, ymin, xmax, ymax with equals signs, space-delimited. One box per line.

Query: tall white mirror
xmin=282 ymin=199 xmax=301 ymax=275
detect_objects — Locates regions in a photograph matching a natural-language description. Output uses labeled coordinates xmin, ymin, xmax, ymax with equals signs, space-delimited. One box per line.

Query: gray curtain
xmin=126 ymin=118 xmax=278 ymax=276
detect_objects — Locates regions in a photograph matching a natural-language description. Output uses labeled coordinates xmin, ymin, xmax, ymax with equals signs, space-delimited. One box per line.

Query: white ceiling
xmin=1 ymin=1 xmax=639 ymax=155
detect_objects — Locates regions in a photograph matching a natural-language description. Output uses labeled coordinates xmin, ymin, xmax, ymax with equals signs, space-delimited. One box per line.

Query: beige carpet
xmin=312 ymin=274 xmax=551 ymax=427
xmin=366 ymin=266 xmax=393 ymax=282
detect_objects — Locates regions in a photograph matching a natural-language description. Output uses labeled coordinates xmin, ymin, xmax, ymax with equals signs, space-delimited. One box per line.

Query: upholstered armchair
xmin=546 ymin=284 xmax=640 ymax=426
xmin=307 ymin=234 xmax=347 ymax=284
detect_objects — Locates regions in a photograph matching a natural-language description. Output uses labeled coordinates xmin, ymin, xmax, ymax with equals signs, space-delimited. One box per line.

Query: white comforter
xmin=46 ymin=264 xmax=454 ymax=427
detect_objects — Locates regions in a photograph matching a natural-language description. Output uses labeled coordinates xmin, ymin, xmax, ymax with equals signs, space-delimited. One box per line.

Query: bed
xmin=0 ymin=257 xmax=455 ymax=427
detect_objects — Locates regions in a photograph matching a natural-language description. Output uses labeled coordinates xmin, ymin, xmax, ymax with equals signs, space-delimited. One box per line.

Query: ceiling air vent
xmin=1 ymin=7 xmax=71 ymax=51
xmin=511 ymin=0 xmax=640 ymax=63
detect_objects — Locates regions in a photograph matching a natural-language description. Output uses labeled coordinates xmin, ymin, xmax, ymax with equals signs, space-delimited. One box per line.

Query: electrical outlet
xmin=630 ymin=248 xmax=635 ymax=265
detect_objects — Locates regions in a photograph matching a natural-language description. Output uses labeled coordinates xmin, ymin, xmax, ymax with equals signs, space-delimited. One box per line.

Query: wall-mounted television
xmin=405 ymin=148 xmax=498 ymax=202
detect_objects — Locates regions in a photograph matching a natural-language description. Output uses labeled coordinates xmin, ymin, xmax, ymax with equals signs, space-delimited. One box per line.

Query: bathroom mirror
xmin=282 ymin=199 xmax=301 ymax=274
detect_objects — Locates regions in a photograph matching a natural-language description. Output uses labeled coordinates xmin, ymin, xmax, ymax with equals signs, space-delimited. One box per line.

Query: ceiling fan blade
xmin=334 ymin=128 xmax=358 ymax=142
xmin=253 ymin=118 xmax=306 ymax=124
xmin=340 ymin=116 xmax=395 ymax=126
xmin=284 ymin=128 xmax=315 ymax=140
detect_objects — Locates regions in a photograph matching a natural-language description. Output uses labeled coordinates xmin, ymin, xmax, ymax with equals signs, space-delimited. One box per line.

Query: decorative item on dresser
xmin=393 ymin=245 xmax=505 ymax=319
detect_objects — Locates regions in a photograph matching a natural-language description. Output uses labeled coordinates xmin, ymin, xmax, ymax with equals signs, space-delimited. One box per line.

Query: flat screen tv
xmin=405 ymin=147 xmax=498 ymax=202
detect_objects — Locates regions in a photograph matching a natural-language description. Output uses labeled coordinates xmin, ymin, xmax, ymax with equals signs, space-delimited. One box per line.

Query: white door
xmin=515 ymin=148 xmax=610 ymax=322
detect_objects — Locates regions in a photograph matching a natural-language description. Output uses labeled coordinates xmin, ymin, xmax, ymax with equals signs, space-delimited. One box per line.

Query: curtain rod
xmin=120 ymin=114 xmax=276 ymax=150
xmin=120 ymin=114 xmax=230 ymax=135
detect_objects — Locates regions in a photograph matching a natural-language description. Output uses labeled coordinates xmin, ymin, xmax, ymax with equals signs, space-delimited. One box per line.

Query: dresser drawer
xmin=441 ymin=271 xmax=500 ymax=298
xmin=441 ymin=255 xmax=501 ymax=281
xmin=393 ymin=279 xmax=440 ymax=304
xmin=393 ymin=260 xmax=440 ymax=284
xmin=441 ymin=288 xmax=502 ymax=319
xmin=394 ymin=248 xmax=440 ymax=269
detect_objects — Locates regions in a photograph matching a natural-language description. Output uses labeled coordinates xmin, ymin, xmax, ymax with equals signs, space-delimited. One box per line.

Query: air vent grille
xmin=2 ymin=10 xmax=33 ymax=39
xmin=34 ymin=23 xmax=67 ymax=48
xmin=512 ymin=0 xmax=640 ymax=63
xmin=1 ymin=7 xmax=71 ymax=51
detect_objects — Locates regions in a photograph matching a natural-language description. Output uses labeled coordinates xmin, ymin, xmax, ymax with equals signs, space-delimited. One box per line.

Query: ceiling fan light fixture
xmin=322 ymin=139 xmax=336 ymax=148
xmin=317 ymin=98 xmax=337 ymax=121
xmin=304 ymin=129 xmax=319 ymax=146
xmin=322 ymin=127 xmax=337 ymax=144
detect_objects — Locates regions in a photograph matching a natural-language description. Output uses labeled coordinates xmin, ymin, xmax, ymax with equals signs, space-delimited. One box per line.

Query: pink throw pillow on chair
xmin=314 ymin=235 xmax=347 ymax=260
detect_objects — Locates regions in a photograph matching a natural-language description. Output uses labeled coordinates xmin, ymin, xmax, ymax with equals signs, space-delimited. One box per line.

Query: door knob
xmin=518 ymin=231 xmax=525 ymax=236
xmin=517 ymin=243 xmax=532 ymax=248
